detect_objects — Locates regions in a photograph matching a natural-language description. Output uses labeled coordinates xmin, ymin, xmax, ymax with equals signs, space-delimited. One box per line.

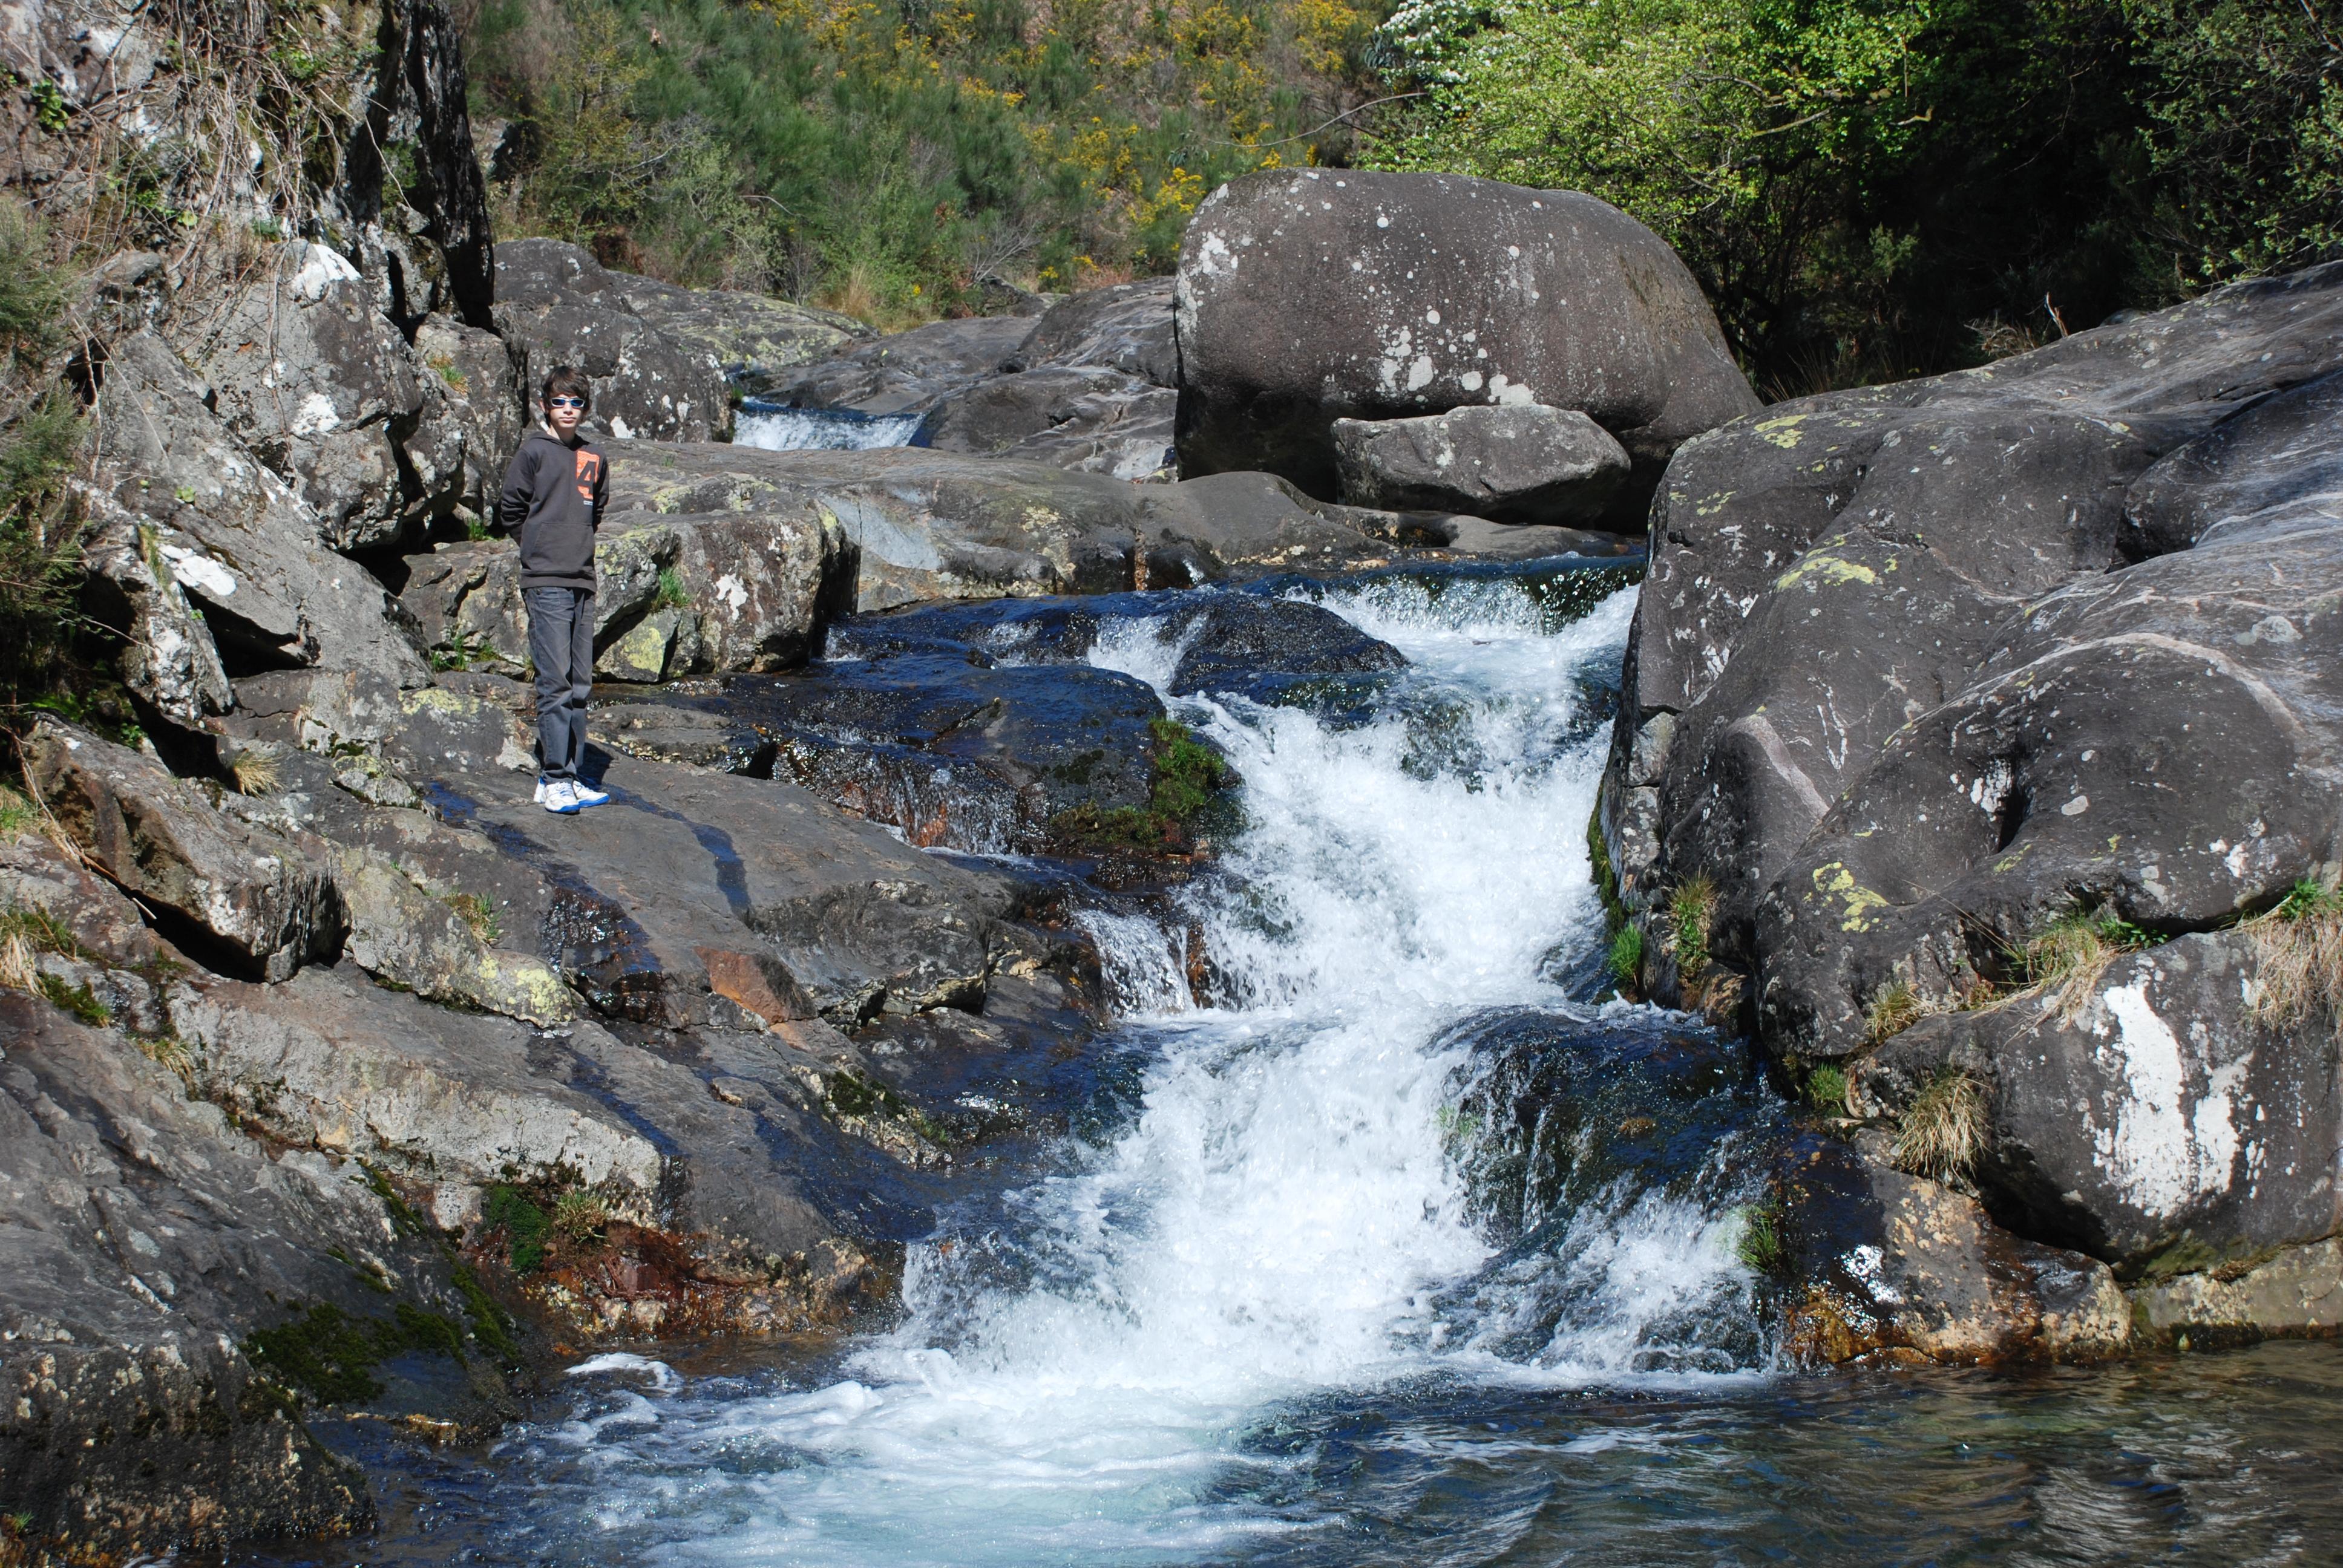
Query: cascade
xmin=503 ymin=569 xmax=1776 ymax=1563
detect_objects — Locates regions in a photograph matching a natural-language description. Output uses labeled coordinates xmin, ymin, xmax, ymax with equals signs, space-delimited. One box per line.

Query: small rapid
xmin=474 ymin=567 xmax=1779 ymax=1565
xmin=735 ymin=405 xmax=925 ymax=452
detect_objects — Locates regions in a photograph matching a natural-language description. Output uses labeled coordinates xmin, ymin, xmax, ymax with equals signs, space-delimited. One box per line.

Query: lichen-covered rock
xmin=1771 ymin=1132 xmax=2133 ymax=1364
xmin=1597 ymin=258 xmax=2343 ymax=1339
xmin=0 ymin=994 xmax=497 ymax=1557
xmin=1332 ymin=403 xmax=1632 ymax=526
xmin=415 ymin=312 xmax=528 ymax=520
xmin=92 ymin=331 xmax=431 ymax=687
xmin=606 ymin=268 xmax=868 ymax=393
xmin=2128 ymin=1238 xmax=2343 ymax=1347
xmin=329 ymin=844 xmax=578 ymax=1024
xmin=492 ymin=239 xmax=730 ymax=441
xmin=175 ymin=241 xmax=467 ymax=550
xmin=168 ymin=968 xmax=656 ymax=1192
xmin=75 ymin=483 xmax=235 ymax=725
xmin=758 ymin=315 xmax=1037 ymax=417
xmin=1860 ymin=933 xmax=2340 ymax=1280
xmin=24 ymin=719 xmax=346 ymax=981
xmin=1174 ymin=169 xmax=1758 ymax=504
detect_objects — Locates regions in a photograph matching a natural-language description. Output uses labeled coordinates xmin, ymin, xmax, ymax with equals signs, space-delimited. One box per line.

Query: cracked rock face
xmin=1599 ymin=258 xmax=2343 ymax=1289
xmin=1173 ymin=168 xmax=1758 ymax=505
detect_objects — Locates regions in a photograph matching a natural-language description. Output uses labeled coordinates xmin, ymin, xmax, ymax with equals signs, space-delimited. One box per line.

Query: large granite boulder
xmin=92 ymin=332 xmax=431 ymax=687
xmin=491 ymin=238 xmax=731 ymax=441
xmin=1596 ymin=260 xmax=2343 ymax=1314
xmin=1173 ymin=169 xmax=1758 ymax=506
xmin=1860 ymin=932 xmax=2341 ymax=1281
xmin=1332 ymin=403 xmax=1631 ymax=525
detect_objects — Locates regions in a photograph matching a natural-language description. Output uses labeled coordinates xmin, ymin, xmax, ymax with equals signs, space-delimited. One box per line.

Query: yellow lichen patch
xmin=1754 ymin=414 xmax=1807 ymax=449
xmin=1775 ymin=552 xmax=1880 ymax=592
xmin=1812 ymin=862 xmax=1890 ymax=930
xmin=473 ymin=950 xmax=578 ymax=1027
xmin=400 ymin=687 xmax=477 ymax=717
xmin=1694 ymin=491 xmax=1736 ymax=516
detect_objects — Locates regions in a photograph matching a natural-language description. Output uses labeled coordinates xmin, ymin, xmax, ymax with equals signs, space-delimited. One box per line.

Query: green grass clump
xmin=1668 ymin=875 xmax=1717 ymax=982
xmin=2020 ymin=903 xmax=2152 ymax=1018
xmin=1734 ymin=1200 xmax=1784 ymax=1274
xmin=1804 ymin=1063 xmax=1848 ymax=1114
xmin=1607 ymin=923 xmax=1643 ymax=990
xmin=445 ymin=891 xmax=503 ymax=945
xmin=654 ymin=565 xmax=689 ymax=610
xmin=483 ymin=1184 xmax=552 ymax=1274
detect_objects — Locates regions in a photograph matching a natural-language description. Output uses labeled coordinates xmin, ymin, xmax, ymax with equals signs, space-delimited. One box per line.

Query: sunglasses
xmin=547 ymin=396 xmax=588 ymax=409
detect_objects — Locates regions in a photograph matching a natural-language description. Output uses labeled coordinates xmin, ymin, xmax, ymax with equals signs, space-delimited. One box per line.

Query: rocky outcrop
xmin=1009 ymin=277 xmax=1178 ymax=387
xmin=759 ymin=315 xmax=1037 ymax=417
xmin=171 ymin=241 xmax=469 ymax=551
xmin=1332 ymin=403 xmax=1631 ymax=524
xmin=493 ymin=240 xmax=733 ymax=442
xmin=92 ymin=331 xmax=433 ymax=687
xmin=1173 ymin=169 xmax=1759 ymax=508
xmin=0 ymin=992 xmax=500 ymax=1559
xmin=24 ymin=719 xmax=347 ymax=981
xmin=1598 ymin=260 xmax=2343 ymax=1322
xmin=920 ymin=365 xmax=1177 ymax=481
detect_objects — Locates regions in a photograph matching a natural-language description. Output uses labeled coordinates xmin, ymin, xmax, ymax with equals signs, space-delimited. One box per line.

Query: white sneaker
xmin=541 ymin=780 xmax=582 ymax=815
xmin=534 ymin=776 xmax=551 ymax=805
xmin=572 ymin=781 xmax=611 ymax=807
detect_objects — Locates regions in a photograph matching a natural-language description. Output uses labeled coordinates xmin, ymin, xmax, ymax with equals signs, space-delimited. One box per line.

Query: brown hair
xmin=541 ymin=365 xmax=592 ymax=410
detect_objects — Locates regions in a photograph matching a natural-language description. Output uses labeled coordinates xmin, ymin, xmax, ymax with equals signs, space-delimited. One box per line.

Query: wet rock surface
xmin=1599 ymin=259 xmax=2343 ymax=1327
xmin=1173 ymin=169 xmax=1759 ymax=504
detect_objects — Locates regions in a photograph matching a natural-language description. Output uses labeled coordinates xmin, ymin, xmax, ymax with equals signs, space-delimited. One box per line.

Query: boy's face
xmin=545 ymin=393 xmax=586 ymax=437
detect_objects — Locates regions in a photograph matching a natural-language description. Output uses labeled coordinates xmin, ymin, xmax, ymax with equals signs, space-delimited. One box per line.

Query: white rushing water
xmin=545 ymin=573 xmax=1765 ymax=1565
xmin=734 ymin=407 xmax=924 ymax=451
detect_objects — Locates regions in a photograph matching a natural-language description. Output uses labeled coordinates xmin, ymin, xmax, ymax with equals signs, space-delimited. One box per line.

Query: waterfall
xmin=530 ymin=570 xmax=1775 ymax=1566
xmin=734 ymin=405 xmax=925 ymax=452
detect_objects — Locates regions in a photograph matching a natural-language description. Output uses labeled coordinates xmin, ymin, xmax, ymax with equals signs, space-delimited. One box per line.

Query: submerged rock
xmin=1174 ymin=169 xmax=1757 ymax=508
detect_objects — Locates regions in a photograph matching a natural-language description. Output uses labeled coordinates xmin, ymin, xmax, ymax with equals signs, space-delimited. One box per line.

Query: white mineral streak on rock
xmin=290 ymin=391 xmax=340 ymax=436
xmin=286 ymin=240 xmax=360 ymax=302
xmin=158 ymin=545 xmax=237 ymax=598
xmin=2094 ymin=979 xmax=2239 ymax=1215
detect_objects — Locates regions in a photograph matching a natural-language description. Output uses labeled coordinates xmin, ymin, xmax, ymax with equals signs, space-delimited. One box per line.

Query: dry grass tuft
xmin=1892 ymin=1067 xmax=1988 ymax=1181
xmin=229 ymin=748 xmax=282 ymax=797
xmin=0 ymin=932 xmax=39 ymax=993
xmin=2248 ymin=880 xmax=2343 ymax=1037
xmin=551 ymin=1187 xmax=612 ymax=1250
xmin=1864 ymin=978 xmax=1944 ymax=1045
xmin=2017 ymin=904 xmax=2152 ymax=1019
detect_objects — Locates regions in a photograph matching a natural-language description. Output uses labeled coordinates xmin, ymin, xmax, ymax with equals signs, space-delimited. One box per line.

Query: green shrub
xmin=467 ymin=0 xmax=1386 ymax=315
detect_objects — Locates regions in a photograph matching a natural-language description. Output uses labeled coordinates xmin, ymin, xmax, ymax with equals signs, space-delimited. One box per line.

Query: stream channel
xmin=252 ymin=558 xmax=2343 ymax=1566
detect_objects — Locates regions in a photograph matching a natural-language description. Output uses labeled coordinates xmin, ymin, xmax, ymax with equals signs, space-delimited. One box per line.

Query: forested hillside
xmin=468 ymin=0 xmax=2340 ymax=387
xmin=460 ymin=0 xmax=1387 ymax=322
xmin=1372 ymin=0 xmax=2343 ymax=391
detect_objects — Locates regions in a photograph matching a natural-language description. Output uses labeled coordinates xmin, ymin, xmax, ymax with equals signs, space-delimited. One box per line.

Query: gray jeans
xmin=525 ymin=585 xmax=595 ymax=780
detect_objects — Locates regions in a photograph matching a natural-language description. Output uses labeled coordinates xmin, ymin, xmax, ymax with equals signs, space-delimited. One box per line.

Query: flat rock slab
xmin=419 ymin=750 xmax=1037 ymax=1027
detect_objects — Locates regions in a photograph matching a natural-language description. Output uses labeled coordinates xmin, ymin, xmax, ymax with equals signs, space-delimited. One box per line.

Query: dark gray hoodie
xmin=497 ymin=429 xmax=608 ymax=590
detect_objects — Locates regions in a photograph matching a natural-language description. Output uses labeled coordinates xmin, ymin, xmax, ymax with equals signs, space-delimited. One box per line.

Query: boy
xmin=499 ymin=366 xmax=611 ymax=815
